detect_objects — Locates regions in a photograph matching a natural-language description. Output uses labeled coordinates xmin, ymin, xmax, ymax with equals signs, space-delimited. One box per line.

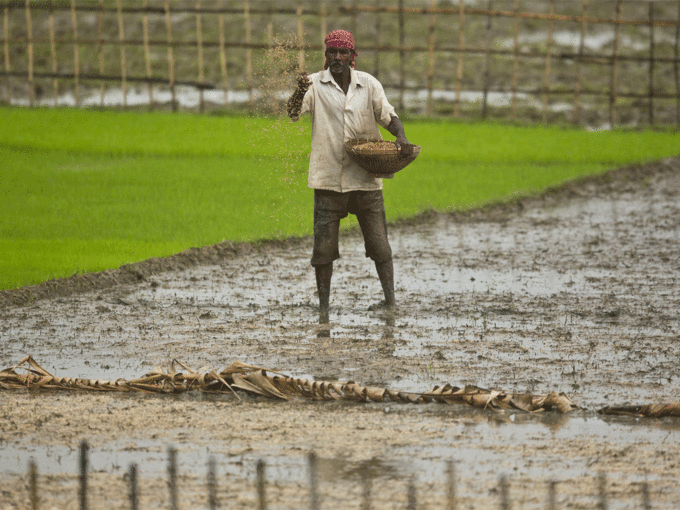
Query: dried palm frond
xmin=0 ymin=356 xmax=586 ymax=414
xmin=598 ymin=403 xmax=680 ymax=418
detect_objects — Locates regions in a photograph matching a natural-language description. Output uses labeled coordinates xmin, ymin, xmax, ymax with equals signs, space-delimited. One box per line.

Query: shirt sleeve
xmin=299 ymin=82 xmax=314 ymax=116
xmin=370 ymin=77 xmax=397 ymax=129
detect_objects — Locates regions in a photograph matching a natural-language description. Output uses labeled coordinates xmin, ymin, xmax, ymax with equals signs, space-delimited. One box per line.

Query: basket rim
xmin=345 ymin=138 xmax=421 ymax=156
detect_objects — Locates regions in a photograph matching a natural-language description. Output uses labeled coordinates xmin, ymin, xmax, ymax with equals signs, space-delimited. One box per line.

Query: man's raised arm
xmin=287 ymin=71 xmax=311 ymax=121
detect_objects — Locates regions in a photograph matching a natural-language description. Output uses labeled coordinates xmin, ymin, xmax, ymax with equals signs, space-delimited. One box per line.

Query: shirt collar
xmin=320 ymin=68 xmax=364 ymax=89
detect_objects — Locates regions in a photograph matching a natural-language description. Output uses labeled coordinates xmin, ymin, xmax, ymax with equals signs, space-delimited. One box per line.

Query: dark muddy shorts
xmin=311 ymin=189 xmax=392 ymax=267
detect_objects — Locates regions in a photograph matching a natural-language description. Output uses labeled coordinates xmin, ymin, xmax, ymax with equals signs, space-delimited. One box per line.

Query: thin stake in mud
xmin=9 ymin=451 xmax=665 ymax=509
xmin=598 ymin=472 xmax=608 ymax=510
xmin=208 ymin=457 xmax=218 ymax=510
xmin=547 ymin=480 xmax=557 ymax=510
xmin=308 ymin=452 xmax=319 ymax=510
xmin=407 ymin=476 xmax=417 ymax=510
xmin=168 ymin=446 xmax=178 ymax=510
xmin=361 ymin=477 xmax=372 ymax=510
xmin=257 ymin=459 xmax=267 ymax=510
xmin=447 ymin=460 xmax=456 ymax=510
xmin=641 ymin=481 xmax=651 ymax=510
xmin=29 ymin=459 xmax=39 ymax=510
xmin=499 ymin=475 xmax=510 ymax=510
xmin=79 ymin=440 xmax=89 ymax=510
xmin=129 ymin=463 xmax=139 ymax=510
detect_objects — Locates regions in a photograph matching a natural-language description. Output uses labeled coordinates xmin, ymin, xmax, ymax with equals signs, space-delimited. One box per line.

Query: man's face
xmin=326 ymin=46 xmax=352 ymax=74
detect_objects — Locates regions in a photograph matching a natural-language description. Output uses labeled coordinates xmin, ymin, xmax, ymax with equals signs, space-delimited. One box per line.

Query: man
xmin=287 ymin=29 xmax=413 ymax=314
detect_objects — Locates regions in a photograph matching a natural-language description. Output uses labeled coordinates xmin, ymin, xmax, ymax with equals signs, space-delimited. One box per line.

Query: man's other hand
xmin=394 ymin=137 xmax=414 ymax=156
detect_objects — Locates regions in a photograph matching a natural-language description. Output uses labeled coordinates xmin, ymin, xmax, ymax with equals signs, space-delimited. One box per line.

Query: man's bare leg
xmin=371 ymin=259 xmax=396 ymax=310
xmin=315 ymin=263 xmax=333 ymax=312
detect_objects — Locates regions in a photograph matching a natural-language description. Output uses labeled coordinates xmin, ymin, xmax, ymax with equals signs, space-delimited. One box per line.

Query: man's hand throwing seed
xmin=287 ymin=71 xmax=310 ymax=121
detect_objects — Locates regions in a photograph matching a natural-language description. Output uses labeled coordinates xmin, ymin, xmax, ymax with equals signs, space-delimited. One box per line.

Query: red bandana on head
xmin=324 ymin=30 xmax=357 ymax=69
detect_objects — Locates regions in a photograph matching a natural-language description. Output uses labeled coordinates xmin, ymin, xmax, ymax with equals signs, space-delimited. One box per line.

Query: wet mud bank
xmin=1 ymin=156 xmax=679 ymax=509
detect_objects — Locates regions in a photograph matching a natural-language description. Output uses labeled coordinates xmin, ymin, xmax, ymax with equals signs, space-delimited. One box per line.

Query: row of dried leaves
xmin=598 ymin=404 xmax=680 ymax=418
xmin=5 ymin=355 xmax=675 ymax=417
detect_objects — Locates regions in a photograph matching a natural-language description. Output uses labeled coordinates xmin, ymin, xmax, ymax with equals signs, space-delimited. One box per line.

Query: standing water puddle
xmin=2 ymin=405 xmax=678 ymax=484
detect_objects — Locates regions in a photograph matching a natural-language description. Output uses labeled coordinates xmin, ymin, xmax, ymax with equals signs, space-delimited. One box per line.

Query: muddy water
xmin=1 ymin=161 xmax=679 ymax=509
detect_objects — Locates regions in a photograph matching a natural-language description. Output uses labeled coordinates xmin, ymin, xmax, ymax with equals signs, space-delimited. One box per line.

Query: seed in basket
xmin=356 ymin=141 xmax=398 ymax=151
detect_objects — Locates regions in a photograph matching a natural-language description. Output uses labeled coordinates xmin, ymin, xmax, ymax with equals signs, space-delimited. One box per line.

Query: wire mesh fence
xmin=1 ymin=0 xmax=679 ymax=128
xmin=13 ymin=439 xmax=659 ymax=510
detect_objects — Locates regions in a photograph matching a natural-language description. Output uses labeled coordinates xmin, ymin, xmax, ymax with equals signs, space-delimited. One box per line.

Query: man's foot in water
xmin=319 ymin=308 xmax=330 ymax=324
xmin=368 ymin=300 xmax=396 ymax=312
xmin=317 ymin=308 xmax=331 ymax=337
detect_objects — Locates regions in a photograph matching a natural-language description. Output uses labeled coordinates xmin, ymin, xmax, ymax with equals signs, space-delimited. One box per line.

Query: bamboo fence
xmin=14 ymin=445 xmax=657 ymax=510
xmin=1 ymin=0 xmax=680 ymax=127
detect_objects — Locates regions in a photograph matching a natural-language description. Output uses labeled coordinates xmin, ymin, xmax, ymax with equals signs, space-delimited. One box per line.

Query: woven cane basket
xmin=345 ymin=139 xmax=421 ymax=176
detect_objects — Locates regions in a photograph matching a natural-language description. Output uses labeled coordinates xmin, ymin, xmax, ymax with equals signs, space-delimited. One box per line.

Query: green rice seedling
xmin=1 ymin=107 xmax=678 ymax=290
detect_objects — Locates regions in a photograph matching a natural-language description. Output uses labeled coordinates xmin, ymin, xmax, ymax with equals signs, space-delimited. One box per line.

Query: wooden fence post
xmin=79 ymin=440 xmax=89 ymax=510
xmin=164 ymin=1 xmax=176 ymax=111
xmin=266 ymin=3 xmax=272 ymax=51
xmin=447 ymin=460 xmax=457 ymax=510
xmin=373 ymin=0 xmax=380 ymax=79
xmin=2 ymin=3 xmax=10 ymax=104
xmin=97 ymin=0 xmax=105 ymax=106
xmin=499 ymin=475 xmax=509 ymax=510
xmin=641 ymin=481 xmax=651 ymax=510
xmin=168 ymin=447 xmax=178 ymax=510
xmin=407 ymin=476 xmax=417 ymax=510
xmin=573 ymin=0 xmax=589 ymax=125
xmin=245 ymin=0 xmax=253 ymax=108
xmin=320 ymin=0 xmax=327 ymax=50
xmin=71 ymin=0 xmax=80 ymax=107
xmin=542 ymin=0 xmax=555 ymax=123
xmin=361 ymin=477 xmax=371 ymax=510
xmin=427 ymin=0 xmax=436 ymax=116
xmin=308 ymin=452 xmax=319 ymax=510
xmin=609 ymin=0 xmax=622 ymax=128
xmin=256 ymin=459 xmax=266 ymax=510
xmin=142 ymin=0 xmax=154 ymax=110
xmin=266 ymin=3 xmax=273 ymax=69
xmin=648 ymin=2 xmax=655 ymax=126
xmin=196 ymin=0 xmax=205 ymax=112
xmin=128 ymin=463 xmax=139 ymax=510
xmin=116 ymin=0 xmax=127 ymax=108
xmin=297 ymin=4 xmax=304 ymax=70
xmin=481 ymin=0 xmax=494 ymax=120
xmin=25 ymin=0 xmax=34 ymax=107
xmin=454 ymin=0 xmax=465 ymax=118
xmin=207 ymin=457 xmax=218 ymax=510
xmin=547 ymin=480 xmax=557 ymax=510
xmin=398 ymin=0 xmax=405 ymax=112
xmin=510 ymin=0 xmax=520 ymax=120
xmin=218 ymin=0 xmax=229 ymax=107
xmin=676 ymin=0 xmax=680 ymax=126
xmin=29 ymin=460 xmax=39 ymax=510
xmin=598 ymin=472 xmax=608 ymax=510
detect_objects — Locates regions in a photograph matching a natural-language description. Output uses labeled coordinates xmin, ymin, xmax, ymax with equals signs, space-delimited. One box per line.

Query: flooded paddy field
xmin=1 ymin=157 xmax=679 ymax=509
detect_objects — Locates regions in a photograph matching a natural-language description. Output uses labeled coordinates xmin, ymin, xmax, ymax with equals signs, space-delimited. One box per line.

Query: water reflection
xmin=2 ymin=410 xmax=677 ymax=478
xmin=316 ymin=308 xmax=395 ymax=339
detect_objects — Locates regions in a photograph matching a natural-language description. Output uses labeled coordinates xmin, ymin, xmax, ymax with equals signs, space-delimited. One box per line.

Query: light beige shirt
xmin=295 ymin=68 xmax=397 ymax=192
